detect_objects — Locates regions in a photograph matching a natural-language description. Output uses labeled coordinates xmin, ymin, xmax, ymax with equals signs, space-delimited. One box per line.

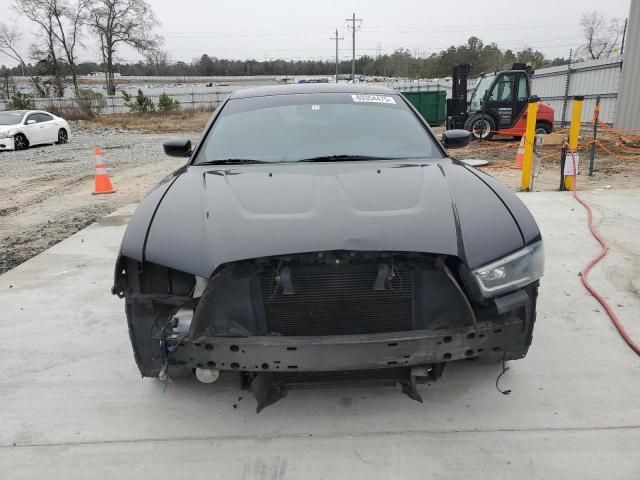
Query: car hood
xmin=124 ymin=159 xmax=540 ymax=277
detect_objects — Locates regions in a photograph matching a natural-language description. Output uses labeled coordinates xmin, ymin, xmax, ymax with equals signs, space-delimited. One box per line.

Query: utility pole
xmin=345 ymin=13 xmax=362 ymax=82
xmin=330 ymin=29 xmax=344 ymax=83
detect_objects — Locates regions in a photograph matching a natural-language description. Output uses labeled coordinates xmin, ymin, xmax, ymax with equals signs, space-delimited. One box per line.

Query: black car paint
xmin=119 ymin=85 xmax=539 ymax=275
xmin=129 ymin=159 xmax=530 ymax=278
xmin=113 ymin=85 xmax=541 ymax=409
xmin=163 ymin=138 xmax=192 ymax=157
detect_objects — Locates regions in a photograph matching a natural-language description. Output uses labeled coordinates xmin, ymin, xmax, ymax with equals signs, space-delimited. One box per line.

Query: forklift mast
xmin=446 ymin=63 xmax=470 ymax=129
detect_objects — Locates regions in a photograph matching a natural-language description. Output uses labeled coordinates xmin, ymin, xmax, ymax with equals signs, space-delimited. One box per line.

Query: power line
xmin=360 ymin=19 xmax=579 ymax=33
xmin=345 ymin=13 xmax=362 ymax=81
xmin=329 ymin=29 xmax=344 ymax=82
xmin=349 ymin=36 xmax=585 ymax=54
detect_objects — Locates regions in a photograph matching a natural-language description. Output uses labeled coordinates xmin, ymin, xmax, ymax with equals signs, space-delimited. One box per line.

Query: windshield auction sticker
xmin=351 ymin=94 xmax=396 ymax=104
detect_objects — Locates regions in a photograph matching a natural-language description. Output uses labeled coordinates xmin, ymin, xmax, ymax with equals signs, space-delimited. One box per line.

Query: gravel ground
xmin=0 ymin=125 xmax=196 ymax=274
xmin=454 ymin=138 xmax=640 ymax=192
xmin=1 ymin=125 xmax=638 ymax=274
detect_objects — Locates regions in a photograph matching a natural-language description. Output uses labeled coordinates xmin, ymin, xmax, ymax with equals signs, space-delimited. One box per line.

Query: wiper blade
xmin=297 ymin=154 xmax=397 ymax=162
xmin=198 ymin=158 xmax=269 ymax=165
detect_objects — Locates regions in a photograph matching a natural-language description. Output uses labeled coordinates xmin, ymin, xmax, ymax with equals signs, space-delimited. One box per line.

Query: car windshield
xmin=468 ymin=74 xmax=495 ymax=111
xmin=0 ymin=112 xmax=24 ymax=125
xmin=193 ymin=92 xmax=443 ymax=164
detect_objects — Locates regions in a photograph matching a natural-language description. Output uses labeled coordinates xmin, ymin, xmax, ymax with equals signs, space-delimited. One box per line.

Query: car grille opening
xmin=259 ymin=263 xmax=414 ymax=336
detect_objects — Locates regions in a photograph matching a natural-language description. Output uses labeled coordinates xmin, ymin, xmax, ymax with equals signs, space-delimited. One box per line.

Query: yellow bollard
xmin=565 ymin=96 xmax=584 ymax=191
xmin=520 ymin=96 xmax=539 ymax=191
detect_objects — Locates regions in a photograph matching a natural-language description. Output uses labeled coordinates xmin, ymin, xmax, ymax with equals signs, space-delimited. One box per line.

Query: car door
xmin=23 ymin=113 xmax=45 ymax=145
xmin=36 ymin=113 xmax=58 ymax=143
xmin=483 ymin=72 xmax=519 ymax=129
xmin=513 ymin=72 xmax=530 ymax=125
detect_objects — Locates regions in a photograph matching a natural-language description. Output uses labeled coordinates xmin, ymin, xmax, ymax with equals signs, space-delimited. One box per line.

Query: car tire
xmin=464 ymin=114 xmax=496 ymax=140
xmin=56 ymin=128 xmax=68 ymax=144
xmin=535 ymin=122 xmax=552 ymax=135
xmin=14 ymin=133 xmax=29 ymax=151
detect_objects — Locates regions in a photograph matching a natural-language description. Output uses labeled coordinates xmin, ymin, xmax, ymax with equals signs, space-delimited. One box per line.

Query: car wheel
xmin=535 ymin=122 xmax=551 ymax=135
xmin=57 ymin=128 xmax=68 ymax=144
xmin=14 ymin=133 xmax=29 ymax=151
xmin=464 ymin=114 xmax=496 ymax=140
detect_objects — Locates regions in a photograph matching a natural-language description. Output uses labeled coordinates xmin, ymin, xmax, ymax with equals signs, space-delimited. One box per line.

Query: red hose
xmin=568 ymin=150 xmax=640 ymax=356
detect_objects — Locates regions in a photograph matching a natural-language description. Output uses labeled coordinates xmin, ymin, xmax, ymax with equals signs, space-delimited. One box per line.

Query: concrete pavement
xmin=1 ymin=190 xmax=639 ymax=479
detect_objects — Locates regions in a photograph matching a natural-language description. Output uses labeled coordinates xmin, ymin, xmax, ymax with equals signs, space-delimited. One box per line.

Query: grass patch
xmin=79 ymin=109 xmax=214 ymax=133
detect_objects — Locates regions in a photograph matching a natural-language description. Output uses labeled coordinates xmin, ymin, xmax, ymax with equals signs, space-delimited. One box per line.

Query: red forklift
xmin=447 ymin=63 xmax=555 ymax=140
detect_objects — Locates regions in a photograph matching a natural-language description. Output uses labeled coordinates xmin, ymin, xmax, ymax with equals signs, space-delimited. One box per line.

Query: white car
xmin=0 ymin=110 xmax=70 ymax=151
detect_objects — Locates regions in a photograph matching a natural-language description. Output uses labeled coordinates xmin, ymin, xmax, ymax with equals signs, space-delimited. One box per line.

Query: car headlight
xmin=471 ymin=241 xmax=544 ymax=297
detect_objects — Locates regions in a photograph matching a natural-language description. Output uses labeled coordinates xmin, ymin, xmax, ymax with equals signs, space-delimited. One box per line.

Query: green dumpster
xmin=400 ymin=90 xmax=446 ymax=125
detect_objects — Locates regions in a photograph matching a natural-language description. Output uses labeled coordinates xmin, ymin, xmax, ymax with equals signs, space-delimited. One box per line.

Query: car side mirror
xmin=26 ymin=119 xmax=36 ymax=125
xmin=442 ymin=129 xmax=471 ymax=149
xmin=163 ymin=138 xmax=192 ymax=158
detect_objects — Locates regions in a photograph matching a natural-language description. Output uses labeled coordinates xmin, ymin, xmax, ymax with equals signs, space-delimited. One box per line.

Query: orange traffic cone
xmin=92 ymin=147 xmax=116 ymax=195
xmin=513 ymin=137 xmax=525 ymax=169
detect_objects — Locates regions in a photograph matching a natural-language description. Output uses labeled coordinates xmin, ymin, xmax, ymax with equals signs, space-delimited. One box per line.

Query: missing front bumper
xmin=167 ymin=318 xmax=527 ymax=372
xmin=119 ymin=253 xmax=537 ymax=411
xmin=167 ymin=319 xmax=528 ymax=412
xmin=244 ymin=365 xmax=445 ymax=412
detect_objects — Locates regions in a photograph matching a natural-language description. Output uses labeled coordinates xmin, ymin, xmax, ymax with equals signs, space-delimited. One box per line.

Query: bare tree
xmin=15 ymin=0 xmax=65 ymax=97
xmin=0 ymin=22 xmax=47 ymax=96
xmin=86 ymin=0 xmax=160 ymax=95
xmin=0 ymin=23 xmax=28 ymax=75
xmin=144 ymin=47 xmax=168 ymax=74
xmin=51 ymin=0 xmax=88 ymax=96
xmin=580 ymin=11 xmax=624 ymax=60
xmin=0 ymin=66 xmax=16 ymax=99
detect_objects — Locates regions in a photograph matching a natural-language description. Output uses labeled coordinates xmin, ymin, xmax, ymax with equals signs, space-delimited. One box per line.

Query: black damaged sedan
xmin=113 ymin=84 xmax=544 ymax=411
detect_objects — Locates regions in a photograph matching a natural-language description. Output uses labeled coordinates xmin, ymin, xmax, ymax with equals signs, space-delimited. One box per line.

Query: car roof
xmin=229 ymin=83 xmax=397 ymax=99
xmin=0 ymin=110 xmax=52 ymax=115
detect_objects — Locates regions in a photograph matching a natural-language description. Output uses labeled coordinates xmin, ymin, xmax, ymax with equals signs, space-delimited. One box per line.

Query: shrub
xmin=9 ymin=91 xmax=34 ymax=109
xmin=47 ymin=105 xmax=94 ymax=121
xmin=122 ymin=89 xmax=155 ymax=113
xmin=158 ymin=92 xmax=180 ymax=112
xmin=75 ymin=89 xmax=106 ymax=117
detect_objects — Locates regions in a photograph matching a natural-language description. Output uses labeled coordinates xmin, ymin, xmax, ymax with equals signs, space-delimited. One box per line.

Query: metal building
xmin=616 ymin=0 xmax=640 ymax=131
xmin=532 ymin=56 xmax=622 ymax=124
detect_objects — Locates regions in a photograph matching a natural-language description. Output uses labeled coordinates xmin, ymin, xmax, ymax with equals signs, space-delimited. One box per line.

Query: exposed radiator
xmin=260 ymin=263 xmax=414 ymax=336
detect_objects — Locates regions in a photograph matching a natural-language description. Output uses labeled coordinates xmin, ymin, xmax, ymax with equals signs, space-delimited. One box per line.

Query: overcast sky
xmin=0 ymin=0 xmax=632 ymax=66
